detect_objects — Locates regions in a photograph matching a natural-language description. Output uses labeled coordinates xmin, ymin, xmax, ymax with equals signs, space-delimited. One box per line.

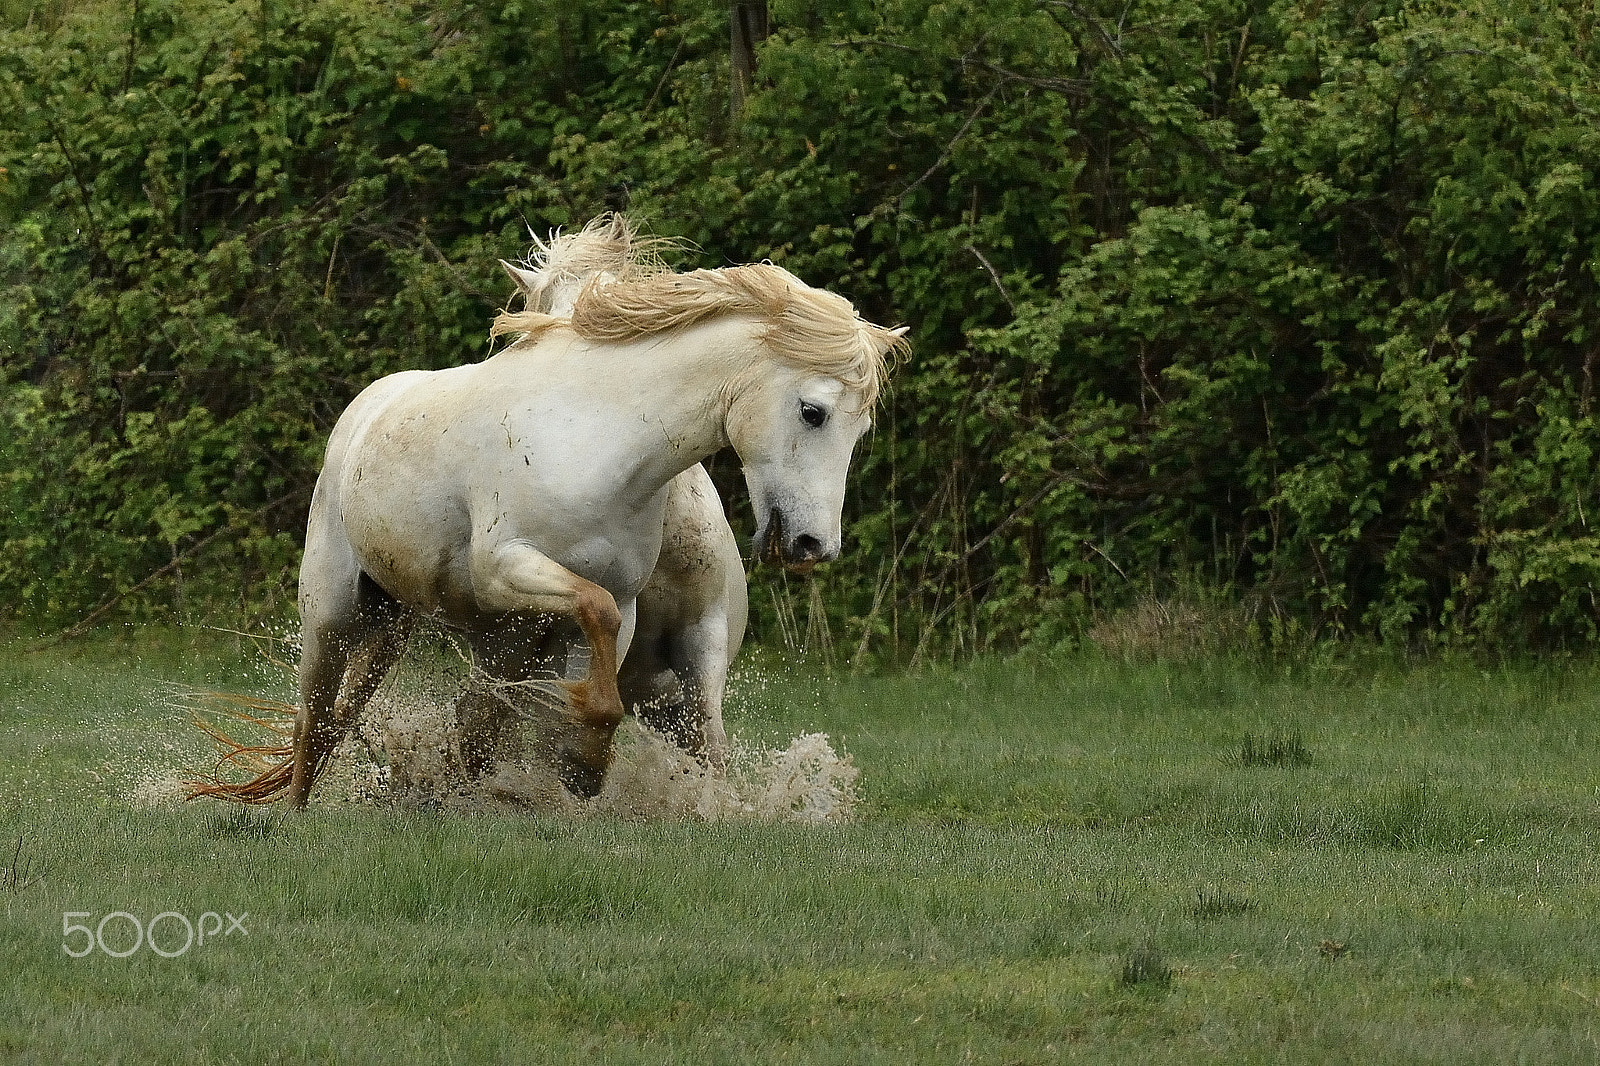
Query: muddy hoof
xmin=558 ymin=756 xmax=607 ymax=799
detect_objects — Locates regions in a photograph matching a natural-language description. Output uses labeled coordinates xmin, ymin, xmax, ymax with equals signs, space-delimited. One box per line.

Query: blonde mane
xmin=492 ymin=218 xmax=905 ymax=407
xmin=517 ymin=213 xmax=679 ymax=309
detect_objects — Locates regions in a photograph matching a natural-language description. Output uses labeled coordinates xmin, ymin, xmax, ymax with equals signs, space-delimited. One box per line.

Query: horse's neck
xmin=559 ymin=318 xmax=756 ymax=489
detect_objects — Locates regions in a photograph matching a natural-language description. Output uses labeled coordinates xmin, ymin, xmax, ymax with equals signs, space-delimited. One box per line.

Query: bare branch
xmin=898 ymin=80 xmax=1006 ymax=203
xmin=1042 ymin=0 xmax=1124 ymax=57
xmin=965 ymin=244 xmax=1016 ymax=314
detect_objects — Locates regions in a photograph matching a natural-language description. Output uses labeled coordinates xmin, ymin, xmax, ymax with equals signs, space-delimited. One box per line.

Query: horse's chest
xmin=554 ymin=531 xmax=661 ymax=602
xmin=487 ymin=481 xmax=669 ymax=601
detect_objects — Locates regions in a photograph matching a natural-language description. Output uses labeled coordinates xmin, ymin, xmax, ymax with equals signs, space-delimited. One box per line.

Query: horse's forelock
xmin=745 ymin=265 xmax=904 ymax=408
xmin=539 ymin=215 xmax=634 ymax=283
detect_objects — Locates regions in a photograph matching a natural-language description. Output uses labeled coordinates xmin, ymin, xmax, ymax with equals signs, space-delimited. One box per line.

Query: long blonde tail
xmin=184 ymin=696 xmax=297 ymax=805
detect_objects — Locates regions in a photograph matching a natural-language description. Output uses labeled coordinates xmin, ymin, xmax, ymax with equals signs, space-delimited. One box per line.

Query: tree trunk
xmin=730 ymin=1 xmax=769 ymax=122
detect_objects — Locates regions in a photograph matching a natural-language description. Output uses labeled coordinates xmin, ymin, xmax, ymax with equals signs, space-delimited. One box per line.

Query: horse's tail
xmin=186 ymin=758 xmax=294 ymax=804
xmin=184 ymin=695 xmax=297 ymax=805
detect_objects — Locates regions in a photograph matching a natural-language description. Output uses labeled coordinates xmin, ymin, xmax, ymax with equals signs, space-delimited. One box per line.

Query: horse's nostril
xmin=792 ymin=534 xmax=823 ymax=560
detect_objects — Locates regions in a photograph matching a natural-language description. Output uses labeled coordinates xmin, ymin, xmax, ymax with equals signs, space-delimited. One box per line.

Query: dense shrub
xmin=3 ymin=0 xmax=1598 ymax=654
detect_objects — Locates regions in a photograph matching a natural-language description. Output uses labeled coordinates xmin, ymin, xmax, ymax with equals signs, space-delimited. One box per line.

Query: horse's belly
xmin=352 ymin=516 xmax=476 ymax=618
xmin=343 ymin=474 xmax=665 ymax=624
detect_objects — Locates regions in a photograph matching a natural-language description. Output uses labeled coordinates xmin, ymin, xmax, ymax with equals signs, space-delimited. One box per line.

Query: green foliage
xmin=3 ymin=0 xmax=1599 ymax=653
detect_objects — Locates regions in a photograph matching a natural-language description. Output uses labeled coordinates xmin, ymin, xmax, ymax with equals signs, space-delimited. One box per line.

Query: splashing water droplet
xmin=137 ymin=633 xmax=858 ymax=823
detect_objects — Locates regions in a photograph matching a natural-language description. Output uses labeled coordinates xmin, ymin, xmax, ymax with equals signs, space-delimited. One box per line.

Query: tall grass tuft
xmin=205 ymin=805 xmax=285 ymax=841
xmin=1366 ymin=778 xmax=1478 ymax=850
xmin=1088 ymin=587 xmax=1258 ymax=662
xmin=1239 ymin=731 xmax=1313 ymax=768
xmin=1191 ymin=885 xmax=1254 ymax=919
xmin=1118 ymin=946 xmax=1174 ymax=991
xmin=1094 ymin=884 xmax=1131 ymax=912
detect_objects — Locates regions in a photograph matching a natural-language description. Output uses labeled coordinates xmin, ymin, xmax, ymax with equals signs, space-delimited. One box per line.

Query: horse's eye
xmin=799 ymin=401 xmax=828 ymax=428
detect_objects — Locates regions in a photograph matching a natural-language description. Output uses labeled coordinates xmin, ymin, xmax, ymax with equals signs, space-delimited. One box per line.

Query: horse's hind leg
xmin=454 ymin=675 xmax=529 ymax=779
xmin=455 ymin=620 xmax=546 ymax=778
xmin=290 ymin=576 xmax=411 ymax=807
xmin=657 ymin=613 xmax=734 ymax=770
xmin=332 ymin=596 xmax=413 ymax=743
xmin=620 ymin=463 xmax=745 ymax=769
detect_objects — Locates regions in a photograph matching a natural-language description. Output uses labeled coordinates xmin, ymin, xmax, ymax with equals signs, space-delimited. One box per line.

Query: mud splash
xmin=335 ymin=714 xmax=858 ymax=824
xmin=156 ymin=635 xmax=858 ymax=824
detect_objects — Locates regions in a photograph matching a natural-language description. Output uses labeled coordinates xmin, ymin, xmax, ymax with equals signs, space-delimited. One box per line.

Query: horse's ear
xmin=500 ymin=260 xmax=543 ymax=299
xmin=874 ymin=324 xmax=911 ymax=366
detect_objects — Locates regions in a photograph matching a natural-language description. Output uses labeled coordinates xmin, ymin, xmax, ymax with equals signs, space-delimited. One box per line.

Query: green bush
xmin=4 ymin=0 xmax=1598 ymax=654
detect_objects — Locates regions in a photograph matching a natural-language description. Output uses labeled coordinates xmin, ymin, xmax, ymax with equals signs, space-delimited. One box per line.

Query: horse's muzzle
xmin=759 ymin=508 xmax=831 ymax=574
xmin=784 ymin=534 xmax=827 ymax=574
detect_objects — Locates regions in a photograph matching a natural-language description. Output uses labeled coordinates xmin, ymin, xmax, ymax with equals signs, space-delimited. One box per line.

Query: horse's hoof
xmin=557 ymin=756 xmax=607 ymax=799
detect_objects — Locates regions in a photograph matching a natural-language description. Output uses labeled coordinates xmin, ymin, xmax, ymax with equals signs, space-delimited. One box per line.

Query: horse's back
xmin=323 ymin=370 xmax=437 ymax=473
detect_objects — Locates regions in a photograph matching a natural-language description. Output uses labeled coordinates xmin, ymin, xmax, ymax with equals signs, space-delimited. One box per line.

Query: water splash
xmin=330 ymin=692 xmax=859 ymax=824
xmin=151 ymin=636 xmax=859 ymax=824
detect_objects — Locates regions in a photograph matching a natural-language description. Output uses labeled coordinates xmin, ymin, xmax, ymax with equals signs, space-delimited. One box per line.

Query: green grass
xmin=3 ymin=630 xmax=1600 ymax=1062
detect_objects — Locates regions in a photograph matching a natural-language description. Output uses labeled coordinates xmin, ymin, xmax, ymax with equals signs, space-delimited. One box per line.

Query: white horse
xmin=499 ymin=215 xmax=746 ymax=766
xmin=195 ymin=225 xmax=906 ymax=805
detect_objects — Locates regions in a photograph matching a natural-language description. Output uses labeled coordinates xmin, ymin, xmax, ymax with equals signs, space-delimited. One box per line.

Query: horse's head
xmin=725 ymin=297 xmax=908 ymax=572
xmin=504 ymin=253 xmax=909 ymax=574
xmin=728 ymin=369 xmax=877 ymax=574
xmin=499 ymin=213 xmax=675 ymax=318
xmin=502 ymin=259 xmax=619 ymax=318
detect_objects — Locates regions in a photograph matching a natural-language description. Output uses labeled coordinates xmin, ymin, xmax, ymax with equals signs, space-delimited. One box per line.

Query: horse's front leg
xmin=471 ymin=543 xmax=626 ymax=797
xmin=674 ymin=612 xmax=733 ymax=772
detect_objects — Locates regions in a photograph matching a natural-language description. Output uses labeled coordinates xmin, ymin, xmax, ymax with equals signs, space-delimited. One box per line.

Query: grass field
xmin=2 ymin=629 xmax=1599 ymax=1063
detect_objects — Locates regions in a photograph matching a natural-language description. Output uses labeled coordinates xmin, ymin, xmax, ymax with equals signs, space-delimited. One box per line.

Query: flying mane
xmin=491 ymin=219 xmax=906 ymax=407
xmin=511 ymin=213 xmax=678 ymax=312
